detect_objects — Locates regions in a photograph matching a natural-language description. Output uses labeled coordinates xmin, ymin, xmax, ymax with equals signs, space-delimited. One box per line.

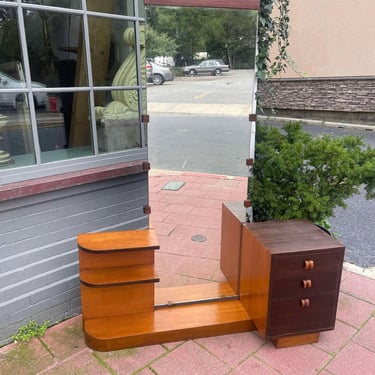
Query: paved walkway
xmin=1 ymin=170 xmax=374 ymax=375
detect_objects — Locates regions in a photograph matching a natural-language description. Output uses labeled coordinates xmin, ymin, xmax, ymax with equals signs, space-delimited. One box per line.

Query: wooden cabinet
xmin=239 ymin=219 xmax=345 ymax=347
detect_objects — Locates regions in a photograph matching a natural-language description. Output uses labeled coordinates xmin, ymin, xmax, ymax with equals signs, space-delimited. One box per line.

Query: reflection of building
xmin=258 ymin=0 xmax=375 ymax=125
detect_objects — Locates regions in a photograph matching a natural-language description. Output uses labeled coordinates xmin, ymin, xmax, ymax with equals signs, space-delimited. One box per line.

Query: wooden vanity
xmin=78 ymin=202 xmax=344 ymax=351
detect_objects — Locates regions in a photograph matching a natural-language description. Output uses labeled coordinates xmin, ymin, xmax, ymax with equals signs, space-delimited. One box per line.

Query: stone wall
xmin=257 ymin=77 xmax=375 ymax=124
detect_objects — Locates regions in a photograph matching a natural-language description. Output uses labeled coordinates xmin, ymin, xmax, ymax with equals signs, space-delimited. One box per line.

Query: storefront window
xmin=0 ymin=0 xmax=147 ymax=181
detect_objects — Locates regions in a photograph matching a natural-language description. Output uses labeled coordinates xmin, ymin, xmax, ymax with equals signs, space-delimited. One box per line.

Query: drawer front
xmin=271 ymin=249 xmax=344 ymax=298
xmin=267 ymin=293 xmax=338 ymax=338
xmin=272 ymin=249 xmax=344 ymax=277
xmin=271 ymin=266 xmax=341 ymax=299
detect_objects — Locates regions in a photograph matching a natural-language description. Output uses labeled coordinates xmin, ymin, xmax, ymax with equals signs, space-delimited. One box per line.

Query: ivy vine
xmin=257 ymin=0 xmax=290 ymax=80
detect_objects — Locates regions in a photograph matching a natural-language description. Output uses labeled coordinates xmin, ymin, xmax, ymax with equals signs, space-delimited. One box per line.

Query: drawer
xmin=271 ymin=249 xmax=344 ymax=279
xmin=271 ymin=267 xmax=341 ymax=299
xmin=267 ymin=293 xmax=338 ymax=338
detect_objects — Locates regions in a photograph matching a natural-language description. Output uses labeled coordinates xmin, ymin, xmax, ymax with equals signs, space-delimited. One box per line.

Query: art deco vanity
xmin=78 ymin=201 xmax=344 ymax=351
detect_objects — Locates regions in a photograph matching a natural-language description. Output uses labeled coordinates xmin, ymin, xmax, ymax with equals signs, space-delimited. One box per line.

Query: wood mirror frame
xmin=143 ymin=0 xmax=259 ymax=306
xmin=144 ymin=0 xmax=260 ymax=10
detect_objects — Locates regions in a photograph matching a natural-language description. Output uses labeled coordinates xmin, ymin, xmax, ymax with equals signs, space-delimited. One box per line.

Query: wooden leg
xmin=272 ymin=332 xmax=320 ymax=348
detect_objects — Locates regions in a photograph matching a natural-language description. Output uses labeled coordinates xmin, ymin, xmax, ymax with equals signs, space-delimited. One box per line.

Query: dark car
xmin=147 ymin=61 xmax=174 ymax=85
xmin=183 ymin=59 xmax=230 ymax=76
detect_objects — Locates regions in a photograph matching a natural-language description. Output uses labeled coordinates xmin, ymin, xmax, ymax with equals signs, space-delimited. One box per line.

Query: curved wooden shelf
xmin=80 ymin=264 xmax=159 ymax=287
xmin=78 ymin=229 xmax=159 ymax=253
xmin=84 ymin=300 xmax=254 ymax=352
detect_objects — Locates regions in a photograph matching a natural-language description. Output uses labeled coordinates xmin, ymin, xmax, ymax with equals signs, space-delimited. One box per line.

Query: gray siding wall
xmin=257 ymin=77 xmax=375 ymax=124
xmin=0 ymin=172 xmax=148 ymax=346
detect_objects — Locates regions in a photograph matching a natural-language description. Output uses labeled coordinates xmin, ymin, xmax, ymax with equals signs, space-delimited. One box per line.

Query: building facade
xmin=258 ymin=0 xmax=375 ymax=124
xmin=0 ymin=0 xmax=150 ymax=346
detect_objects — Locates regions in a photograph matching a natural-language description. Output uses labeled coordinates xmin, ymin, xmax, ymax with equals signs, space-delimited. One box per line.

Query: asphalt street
xmin=147 ymin=70 xmax=375 ymax=269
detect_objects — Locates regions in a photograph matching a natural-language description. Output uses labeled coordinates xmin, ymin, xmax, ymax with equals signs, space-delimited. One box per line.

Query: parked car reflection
xmin=183 ymin=59 xmax=230 ymax=76
xmin=146 ymin=60 xmax=174 ymax=85
xmin=0 ymin=71 xmax=47 ymax=110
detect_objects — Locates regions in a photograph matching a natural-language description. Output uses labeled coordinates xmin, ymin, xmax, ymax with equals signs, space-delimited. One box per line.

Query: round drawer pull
xmin=304 ymin=260 xmax=315 ymax=270
xmin=300 ymin=298 xmax=310 ymax=308
xmin=302 ymin=279 xmax=312 ymax=288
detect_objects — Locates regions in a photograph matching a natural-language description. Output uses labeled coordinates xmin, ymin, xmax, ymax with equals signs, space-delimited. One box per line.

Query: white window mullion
xmin=133 ymin=0 xmax=146 ymax=148
xmin=81 ymin=0 xmax=99 ymax=155
xmin=17 ymin=3 xmax=42 ymax=165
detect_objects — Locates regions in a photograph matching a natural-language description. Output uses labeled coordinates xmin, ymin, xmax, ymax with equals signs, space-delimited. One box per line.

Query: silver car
xmin=0 ymin=71 xmax=47 ymax=109
xmin=147 ymin=61 xmax=174 ymax=85
xmin=183 ymin=59 xmax=230 ymax=76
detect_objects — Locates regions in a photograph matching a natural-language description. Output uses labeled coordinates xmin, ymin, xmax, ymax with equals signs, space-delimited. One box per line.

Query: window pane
xmin=39 ymin=90 xmax=93 ymax=163
xmin=0 ymin=6 xmax=22 ymax=67
xmin=0 ymin=100 xmax=36 ymax=168
xmin=95 ymin=89 xmax=142 ymax=153
xmin=87 ymin=0 xmax=135 ymax=17
xmin=0 ymin=8 xmax=36 ymax=168
xmin=24 ymin=10 xmax=87 ymax=87
xmin=89 ymin=19 xmax=146 ymax=88
xmin=90 ymin=19 xmax=146 ymax=89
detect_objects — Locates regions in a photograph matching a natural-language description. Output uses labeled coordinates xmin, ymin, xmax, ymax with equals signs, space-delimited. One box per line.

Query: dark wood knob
xmin=302 ymin=279 xmax=312 ymax=288
xmin=300 ymin=298 xmax=310 ymax=307
xmin=304 ymin=260 xmax=315 ymax=270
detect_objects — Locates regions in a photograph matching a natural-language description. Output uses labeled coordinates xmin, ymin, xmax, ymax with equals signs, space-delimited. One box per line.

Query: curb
xmin=258 ymin=115 xmax=375 ymax=131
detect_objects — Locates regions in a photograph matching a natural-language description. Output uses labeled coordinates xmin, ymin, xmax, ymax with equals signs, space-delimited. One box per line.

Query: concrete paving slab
xmin=150 ymin=341 xmax=230 ymax=375
xmin=326 ymin=342 xmax=375 ymax=374
xmin=0 ymin=338 xmax=54 ymax=375
xmin=352 ymin=317 xmax=375 ymax=352
xmin=95 ymin=345 xmax=167 ymax=375
xmin=195 ymin=332 xmax=264 ymax=368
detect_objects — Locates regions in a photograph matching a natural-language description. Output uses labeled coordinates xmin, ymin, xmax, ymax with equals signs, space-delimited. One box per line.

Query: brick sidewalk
xmin=1 ymin=171 xmax=374 ymax=375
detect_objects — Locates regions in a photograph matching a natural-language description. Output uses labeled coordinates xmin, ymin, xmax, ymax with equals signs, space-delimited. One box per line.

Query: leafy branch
xmin=257 ymin=0 xmax=290 ymax=80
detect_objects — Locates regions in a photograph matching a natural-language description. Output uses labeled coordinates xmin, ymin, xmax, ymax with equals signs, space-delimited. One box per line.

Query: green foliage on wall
xmin=257 ymin=0 xmax=290 ymax=80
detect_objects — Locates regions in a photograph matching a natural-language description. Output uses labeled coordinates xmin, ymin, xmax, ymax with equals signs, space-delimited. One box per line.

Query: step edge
xmin=79 ymin=245 xmax=160 ymax=254
xmin=80 ymin=277 xmax=160 ymax=288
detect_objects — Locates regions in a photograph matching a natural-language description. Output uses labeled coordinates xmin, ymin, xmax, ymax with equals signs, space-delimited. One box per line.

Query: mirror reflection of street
xmin=147 ymin=70 xmax=375 ymax=270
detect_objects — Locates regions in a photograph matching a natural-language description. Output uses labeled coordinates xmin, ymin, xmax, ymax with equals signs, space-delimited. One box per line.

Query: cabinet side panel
xmin=239 ymin=225 xmax=270 ymax=338
xmin=220 ymin=202 xmax=246 ymax=293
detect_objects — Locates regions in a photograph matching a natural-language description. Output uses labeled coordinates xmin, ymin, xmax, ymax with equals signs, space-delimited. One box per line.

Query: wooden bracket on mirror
xmin=142 ymin=114 xmax=150 ymax=123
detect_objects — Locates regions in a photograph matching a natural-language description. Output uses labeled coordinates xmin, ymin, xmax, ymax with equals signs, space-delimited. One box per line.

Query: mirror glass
xmin=145 ymin=5 xmax=257 ymax=304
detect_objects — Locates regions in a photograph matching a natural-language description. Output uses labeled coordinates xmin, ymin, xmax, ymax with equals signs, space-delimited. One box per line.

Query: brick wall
xmin=257 ymin=76 xmax=375 ymax=124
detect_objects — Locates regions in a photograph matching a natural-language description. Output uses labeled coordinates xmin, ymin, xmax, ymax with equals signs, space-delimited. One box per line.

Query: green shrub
xmin=248 ymin=121 xmax=375 ymax=224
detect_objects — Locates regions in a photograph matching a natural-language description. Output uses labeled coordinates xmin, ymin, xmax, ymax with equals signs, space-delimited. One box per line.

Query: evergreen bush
xmin=248 ymin=121 xmax=375 ymax=227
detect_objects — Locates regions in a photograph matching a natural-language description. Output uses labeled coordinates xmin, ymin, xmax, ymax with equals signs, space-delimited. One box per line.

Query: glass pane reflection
xmin=95 ymin=89 xmax=142 ymax=153
xmin=0 ymin=8 xmax=35 ymax=168
xmin=39 ymin=90 xmax=93 ymax=163
xmin=0 ymin=104 xmax=36 ymax=168
xmin=23 ymin=10 xmax=87 ymax=88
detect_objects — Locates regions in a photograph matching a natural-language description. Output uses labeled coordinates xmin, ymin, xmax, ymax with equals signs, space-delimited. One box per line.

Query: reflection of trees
xmin=23 ymin=2 xmax=57 ymax=84
xmin=146 ymin=7 xmax=257 ymax=67
xmin=0 ymin=7 xmax=21 ymax=65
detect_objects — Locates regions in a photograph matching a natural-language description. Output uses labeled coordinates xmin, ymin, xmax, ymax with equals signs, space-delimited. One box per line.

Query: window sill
xmin=0 ymin=160 xmax=150 ymax=202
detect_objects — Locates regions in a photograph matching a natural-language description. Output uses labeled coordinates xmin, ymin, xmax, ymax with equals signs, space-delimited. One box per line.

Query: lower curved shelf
xmin=83 ymin=299 xmax=254 ymax=352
